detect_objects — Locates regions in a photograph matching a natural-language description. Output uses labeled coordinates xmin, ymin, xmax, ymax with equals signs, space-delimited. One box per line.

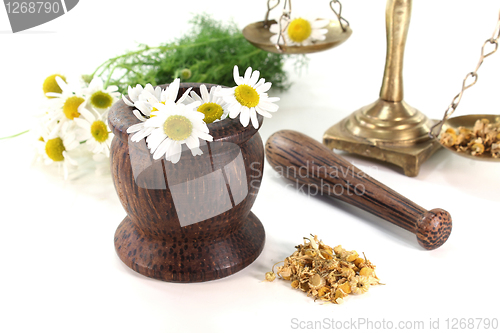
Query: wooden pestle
xmin=265 ymin=130 xmax=452 ymax=250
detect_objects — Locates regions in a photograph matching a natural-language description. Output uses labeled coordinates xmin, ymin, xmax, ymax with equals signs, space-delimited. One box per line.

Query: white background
xmin=1 ymin=0 xmax=499 ymax=332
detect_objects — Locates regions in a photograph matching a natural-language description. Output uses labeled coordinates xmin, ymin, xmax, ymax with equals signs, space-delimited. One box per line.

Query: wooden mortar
xmin=108 ymin=83 xmax=265 ymax=282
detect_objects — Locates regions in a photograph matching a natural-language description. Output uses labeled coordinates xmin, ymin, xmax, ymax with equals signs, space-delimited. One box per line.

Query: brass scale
xmin=243 ymin=0 xmax=500 ymax=176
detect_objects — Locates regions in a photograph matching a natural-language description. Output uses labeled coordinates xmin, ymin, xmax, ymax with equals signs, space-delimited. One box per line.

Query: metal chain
xmin=330 ymin=0 xmax=349 ymax=32
xmin=430 ymin=10 xmax=500 ymax=139
xmin=270 ymin=0 xmax=348 ymax=52
xmin=274 ymin=0 xmax=292 ymax=52
xmin=264 ymin=0 xmax=281 ymax=28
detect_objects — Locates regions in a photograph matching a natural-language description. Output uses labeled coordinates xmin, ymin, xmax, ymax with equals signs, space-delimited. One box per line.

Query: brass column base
xmin=323 ymin=117 xmax=441 ymax=177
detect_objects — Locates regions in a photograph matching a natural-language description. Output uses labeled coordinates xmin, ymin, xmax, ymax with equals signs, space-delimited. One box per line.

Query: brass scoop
xmin=242 ymin=0 xmax=352 ymax=54
xmin=437 ymin=115 xmax=500 ymax=162
xmin=430 ymin=10 xmax=500 ymax=161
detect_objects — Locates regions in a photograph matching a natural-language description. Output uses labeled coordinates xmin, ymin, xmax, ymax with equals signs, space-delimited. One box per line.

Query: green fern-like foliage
xmin=92 ymin=14 xmax=302 ymax=93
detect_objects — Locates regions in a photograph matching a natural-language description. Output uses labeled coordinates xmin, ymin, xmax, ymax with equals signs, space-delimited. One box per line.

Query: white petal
xmin=189 ymin=91 xmax=202 ymax=102
xmin=164 ymin=78 xmax=180 ymax=102
xmin=184 ymin=101 xmax=201 ymax=111
xmin=153 ymin=138 xmax=171 ymax=160
xmin=266 ymin=96 xmax=280 ymax=103
xmin=193 ymin=128 xmax=213 ymax=142
xmin=269 ymin=24 xmax=279 ymax=33
xmin=168 ymin=142 xmax=182 ymax=164
xmin=256 ymin=82 xmax=272 ymax=94
xmin=45 ymin=92 xmax=63 ymax=98
xmin=312 ymin=34 xmax=326 ymax=41
xmin=55 ymin=75 xmax=68 ymax=91
xmin=147 ymin=130 xmax=167 ymax=152
xmin=102 ymin=145 xmax=110 ymax=157
xmin=135 ymin=100 xmax=152 ymax=117
xmin=243 ymin=67 xmax=252 ymax=84
xmin=133 ymin=110 xmax=148 ymax=122
xmin=129 ymin=84 xmax=143 ymax=101
xmin=259 ymin=100 xmax=279 ymax=112
xmin=88 ymin=77 xmax=102 ymax=91
xmin=153 ymin=86 xmax=162 ymax=100
xmin=74 ymin=118 xmax=91 ymax=131
xmin=200 ymin=84 xmax=210 ymax=103
xmin=250 ymin=109 xmax=259 ymax=129
xmin=131 ymin=127 xmax=153 ymax=142
xmin=253 ymin=78 xmax=266 ymax=90
xmin=233 ymin=66 xmax=243 ymax=85
xmin=248 ymin=70 xmax=260 ymax=87
xmin=183 ymin=95 xmax=195 ymax=105
xmin=107 ymin=85 xmax=119 ymax=93
xmin=78 ymin=105 xmax=96 ymax=123
xmin=239 ymin=107 xmax=250 ymax=127
xmin=229 ymin=103 xmax=243 ymax=119
xmin=218 ymin=88 xmax=236 ymax=97
xmin=185 ymin=135 xmax=200 ymax=150
xmin=145 ymin=115 xmax=167 ymax=128
xmin=312 ymin=19 xmax=329 ymax=28
xmin=177 ymin=87 xmax=192 ymax=104
xmin=63 ymin=151 xmax=78 ymax=166
xmin=127 ymin=122 xmax=145 ymax=133
xmin=256 ymin=106 xmax=272 ymax=118
xmin=190 ymin=147 xmax=203 ymax=156
xmin=122 ymin=95 xmax=134 ymax=106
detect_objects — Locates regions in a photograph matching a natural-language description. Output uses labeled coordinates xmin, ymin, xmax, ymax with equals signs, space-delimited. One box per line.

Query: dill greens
xmin=91 ymin=14 xmax=304 ymax=93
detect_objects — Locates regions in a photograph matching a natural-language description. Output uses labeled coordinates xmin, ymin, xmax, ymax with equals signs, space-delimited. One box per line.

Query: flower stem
xmin=0 ymin=130 xmax=29 ymax=140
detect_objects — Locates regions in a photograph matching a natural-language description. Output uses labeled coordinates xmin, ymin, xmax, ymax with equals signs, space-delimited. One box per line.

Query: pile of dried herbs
xmin=90 ymin=14 xmax=304 ymax=93
xmin=266 ymin=235 xmax=381 ymax=304
xmin=440 ymin=117 xmax=500 ymax=158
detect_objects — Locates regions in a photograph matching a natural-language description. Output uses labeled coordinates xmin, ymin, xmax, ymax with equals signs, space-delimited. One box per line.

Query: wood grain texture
xmin=108 ymin=83 xmax=266 ymax=282
xmin=265 ymin=130 xmax=452 ymax=250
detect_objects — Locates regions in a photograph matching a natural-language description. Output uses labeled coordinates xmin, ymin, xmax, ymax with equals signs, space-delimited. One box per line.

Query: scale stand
xmin=323 ymin=0 xmax=441 ymax=177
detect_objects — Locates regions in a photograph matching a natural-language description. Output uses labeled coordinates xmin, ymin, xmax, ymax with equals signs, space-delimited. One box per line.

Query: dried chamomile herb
xmin=440 ymin=117 xmax=500 ymax=158
xmin=265 ymin=235 xmax=381 ymax=304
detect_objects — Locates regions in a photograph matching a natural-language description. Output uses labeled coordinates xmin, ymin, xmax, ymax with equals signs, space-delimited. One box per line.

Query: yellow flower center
xmin=63 ymin=96 xmax=84 ymax=120
xmin=90 ymin=91 xmax=114 ymax=109
xmin=197 ymin=102 xmax=223 ymax=123
xmin=287 ymin=18 xmax=312 ymax=43
xmin=234 ymin=84 xmax=260 ymax=108
xmin=43 ymin=74 xmax=66 ymax=98
xmin=91 ymin=120 xmax=109 ymax=143
xmin=163 ymin=115 xmax=193 ymax=141
xmin=150 ymin=101 xmax=165 ymax=118
xmin=45 ymin=137 xmax=66 ymax=162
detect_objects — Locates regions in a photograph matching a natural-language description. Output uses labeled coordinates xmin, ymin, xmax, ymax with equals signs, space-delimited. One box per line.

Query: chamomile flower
xmin=43 ymin=74 xmax=66 ymax=98
xmin=83 ymin=77 xmax=120 ymax=111
xmin=74 ymin=107 xmax=113 ymax=157
xmin=127 ymin=78 xmax=192 ymax=142
xmin=132 ymin=101 xmax=212 ymax=164
xmin=43 ymin=75 xmax=88 ymax=136
xmin=270 ymin=17 xmax=329 ymax=46
xmin=349 ymin=275 xmax=370 ymax=295
xmin=183 ymin=84 xmax=229 ymax=123
xmin=38 ymin=122 xmax=79 ymax=179
xmin=121 ymin=83 xmax=162 ymax=108
xmin=147 ymin=78 xmax=192 ymax=117
xmin=218 ymin=66 xmax=280 ymax=129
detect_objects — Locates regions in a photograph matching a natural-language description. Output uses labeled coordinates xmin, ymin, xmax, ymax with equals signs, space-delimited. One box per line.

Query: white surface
xmin=1 ymin=1 xmax=499 ymax=332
